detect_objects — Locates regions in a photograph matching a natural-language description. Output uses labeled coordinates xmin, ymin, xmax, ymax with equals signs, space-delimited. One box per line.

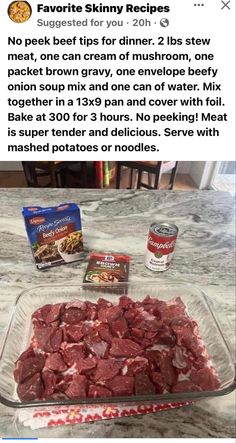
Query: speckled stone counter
xmin=0 ymin=189 xmax=235 ymax=437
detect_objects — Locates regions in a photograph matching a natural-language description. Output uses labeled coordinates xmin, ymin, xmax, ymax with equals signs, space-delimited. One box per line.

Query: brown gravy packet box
xmin=83 ymin=252 xmax=130 ymax=294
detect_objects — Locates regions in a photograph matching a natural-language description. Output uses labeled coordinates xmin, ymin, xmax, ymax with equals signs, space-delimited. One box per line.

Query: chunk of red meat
xmin=97 ymin=298 xmax=113 ymax=308
xmin=88 ymin=385 xmax=112 ymax=398
xmin=192 ymin=354 xmax=208 ymax=370
xmin=142 ymin=301 xmax=162 ymax=320
xmin=84 ymin=367 xmax=97 ymax=382
xmin=118 ymin=296 xmax=134 ymax=309
xmin=16 ymin=347 xmax=35 ymax=362
xmin=45 ymin=303 xmax=64 ymax=324
xmin=98 ymin=307 xmax=109 ymax=323
xmin=50 ymin=320 xmax=60 ymax=328
xmin=135 ymin=373 xmax=156 ymax=395
xmin=173 ymin=327 xmax=204 ymax=357
xmin=175 ymin=297 xmax=187 ymax=309
xmin=86 ymin=303 xmax=98 ymax=321
xmin=49 ymin=392 xmax=69 ymax=401
xmin=14 ymin=353 xmax=45 ymax=383
xmin=145 ymin=306 xmax=162 ymax=319
xmin=162 ymin=297 xmax=186 ymax=313
xmin=124 ymin=357 xmax=149 ymax=376
xmin=61 ymin=307 xmax=86 ymax=325
xmin=155 ymin=326 xmax=176 ymax=347
xmin=76 ymin=357 xmax=97 ymax=374
xmin=131 ymin=328 xmax=144 ymax=339
xmin=124 ymin=307 xmax=140 ymax=324
xmin=50 ymin=328 xmax=63 ymax=352
xmin=64 ymin=324 xmax=84 ymax=342
xmin=142 ymin=295 xmax=156 ymax=304
xmin=84 ymin=335 xmax=108 ymax=358
xmin=171 ymin=316 xmax=199 ymax=334
xmin=62 ymin=344 xmax=86 ymax=366
xmin=32 ymin=322 xmax=48 ymax=331
xmin=132 ymin=336 xmax=152 ymax=349
xmin=159 ymin=354 xmax=178 ymax=387
xmin=65 ymin=374 xmax=88 ymax=399
xmin=107 ymin=375 xmax=134 ymax=396
xmin=110 ymin=338 xmax=143 ymax=358
xmin=151 ymin=372 xmax=167 ymax=393
xmin=98 ymin=306 xmax=123 ymax=324
xmin=190 ymin=367 xmax=220 ymax=391
xmin=82 ymin=322 xmax=94 ymax=336
xmin=172 ymin=346 xmax=190 ymax=370
xmin=145 ymin=350 xmax=162 ymax=371
xmin=32 ymin=304 xmax=52 ymax=325
xmin=34 ymin=327 xmax=62 ymax=353
xmin=56 ymin=374 xmax=73 ymax=393
xmin=171 ymin=380 xmax=201 ymax=393
xmin=163 ymin=308 xmax=185 ymax=324
xmin=17 ymin=373 xmax=44 ymax=401
xmin=65 ymin=300 xmax=87 ymax=310
xmin=133 ymin=310 xmax=161 ymax=331
xmin=94 ymin=359 xmax=122 ymax=382
xmin=45 ymin=352 xmax=67 ymax=372
xmin=172 ymin=325 xmax=186 ymax=345
xmin=157 ymin=298 xmax=186 ymax=324
xmin=42 ymin=370 xmax=57 ymax=397
xmin=96 ymin=324 xmax=113 ymax=344
xmin=186 ymin=340 xmax=205 ymax=359
xmin=111 ymin=317 xmax=129 ymax=338
xmin=86 ymin=301 xmax=98 ymax=310
xmin=133 ymin=301 xmax=143 ymax=308
xmin=145 ymin=331 xmax=158 ymax=340
xmin=150 ymin=299 xmax=166 ymax=320
xmin=142 ymin=296 xmax=161 ymax=311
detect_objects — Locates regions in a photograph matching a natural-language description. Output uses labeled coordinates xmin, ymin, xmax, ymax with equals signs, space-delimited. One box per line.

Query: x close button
xmin=221 ymin=1 xmax=231 ymax=10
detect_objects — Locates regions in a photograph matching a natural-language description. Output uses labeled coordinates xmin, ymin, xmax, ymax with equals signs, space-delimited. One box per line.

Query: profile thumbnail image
xmin=8 ymin=1 xmax=32 ymax=23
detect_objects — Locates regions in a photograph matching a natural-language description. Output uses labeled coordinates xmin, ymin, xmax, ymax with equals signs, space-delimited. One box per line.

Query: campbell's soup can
xmin=145 ymin=222 xmax=178 ymax=272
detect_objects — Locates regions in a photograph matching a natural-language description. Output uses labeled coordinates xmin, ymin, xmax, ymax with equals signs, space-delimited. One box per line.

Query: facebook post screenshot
xmin=0 ymin=0 xmax=235 ymax=440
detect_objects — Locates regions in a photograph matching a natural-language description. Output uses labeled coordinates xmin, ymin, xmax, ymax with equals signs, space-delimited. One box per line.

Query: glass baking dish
xmin=0 ymin=282 xmax=235 ymax=409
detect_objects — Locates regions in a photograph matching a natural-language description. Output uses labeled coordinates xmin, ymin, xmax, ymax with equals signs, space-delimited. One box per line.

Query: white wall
xmin=0 ymin=161 xmax=23 ymax=171
xmin=176 ymin=161 xmax=191 ymax=174
xmin=189 ymin=162 xmax=206 ymax=188
xmin=189 ymin=162 xmax=217 ymax=189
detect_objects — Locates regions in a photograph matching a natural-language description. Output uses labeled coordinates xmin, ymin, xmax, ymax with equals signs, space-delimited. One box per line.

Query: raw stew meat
xmin=14 ymin=295 xmax=220 ymax=401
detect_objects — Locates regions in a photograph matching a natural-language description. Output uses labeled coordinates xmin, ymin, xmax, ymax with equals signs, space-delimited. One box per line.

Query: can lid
xmin=150 ymin=222 xmax=178 ymax=237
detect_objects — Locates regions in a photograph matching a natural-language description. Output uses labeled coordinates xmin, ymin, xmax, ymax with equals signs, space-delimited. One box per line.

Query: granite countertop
xmin=0 ymin=189 xmax=235 ymax=438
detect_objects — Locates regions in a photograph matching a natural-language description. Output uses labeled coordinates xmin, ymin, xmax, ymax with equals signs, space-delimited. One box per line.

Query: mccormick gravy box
xmin=22 ymin=203 xmax=83 ymax=269
xmin=83 ymin=252 xmax=130 ymax=294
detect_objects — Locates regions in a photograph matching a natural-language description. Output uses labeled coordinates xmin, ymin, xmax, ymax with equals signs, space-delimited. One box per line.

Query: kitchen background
xmin=0 ymin=161 xmax=235 ymax=436
xmin=0 ymin=161 xmax=235 ymax=193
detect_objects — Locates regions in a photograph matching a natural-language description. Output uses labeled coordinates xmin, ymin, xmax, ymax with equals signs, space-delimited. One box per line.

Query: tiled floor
xmin=0 ymin=170 xmax=198 ymax=190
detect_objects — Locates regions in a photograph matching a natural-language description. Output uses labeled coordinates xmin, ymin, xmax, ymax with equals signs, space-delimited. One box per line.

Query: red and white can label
xmin=145 ymin=224 xmax=178 ymax=272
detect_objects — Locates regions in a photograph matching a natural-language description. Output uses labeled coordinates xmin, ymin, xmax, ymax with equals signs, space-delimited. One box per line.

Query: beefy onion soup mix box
xmin=22 ymin=203 xmax=84 ymax=269
xmin=83 ymin=251 xmax=130 ymax=294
